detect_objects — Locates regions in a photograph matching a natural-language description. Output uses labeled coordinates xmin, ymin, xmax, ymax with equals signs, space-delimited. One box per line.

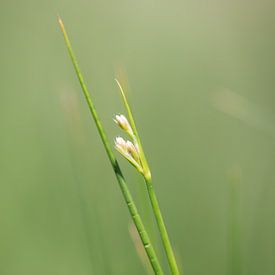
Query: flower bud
xmin=114 ymin=114 xmax=134 ymax=136
xmin=114 ymin=136 xmax=143 ymax=173
xmin=126 ymin=140 xmax=140 ymax=163
xmin=115 ymin=136 xmax=127 ymax=153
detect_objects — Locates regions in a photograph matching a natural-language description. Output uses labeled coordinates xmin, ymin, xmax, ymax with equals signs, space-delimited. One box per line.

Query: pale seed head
xmin=114 ymin=136 xmax=143 ymax=173
xmin=115 ymin=136 xmax=127 ymax=152
xmin=114 ymin=114 xmax=134 ymax=136
xmin=126 ymin=140 xmax=140 ymax=163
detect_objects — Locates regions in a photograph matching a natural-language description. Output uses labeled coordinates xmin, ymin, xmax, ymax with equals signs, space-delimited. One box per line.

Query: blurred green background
xmin=0 ymin=0 xmax=274 ymax=274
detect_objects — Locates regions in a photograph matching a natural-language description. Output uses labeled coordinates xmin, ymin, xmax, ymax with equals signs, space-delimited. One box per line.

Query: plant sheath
xmin=146 ymin=178 xmax=180 ymax=275
xmin=58 ymin=17 xmax=164 ymax=275
xmin=115 ymin=81 xmax=180 ymax=274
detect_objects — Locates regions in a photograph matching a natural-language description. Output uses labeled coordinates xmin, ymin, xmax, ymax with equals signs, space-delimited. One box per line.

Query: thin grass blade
xmin=58 ymin=17 xmax=164 ymax=275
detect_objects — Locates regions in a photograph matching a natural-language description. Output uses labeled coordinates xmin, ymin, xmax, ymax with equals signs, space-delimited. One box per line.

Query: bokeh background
xmin=0 ymin=0 xmax=274 ymax=274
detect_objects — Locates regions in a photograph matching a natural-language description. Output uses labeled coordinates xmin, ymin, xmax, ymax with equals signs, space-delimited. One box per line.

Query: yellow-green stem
xmin=58 ymin=17 xmax=164 ymax=275
xmin=145 ymin=178 xmax=180 ymax=275
xmin=115 ymin=77 xmax=180 ymax=274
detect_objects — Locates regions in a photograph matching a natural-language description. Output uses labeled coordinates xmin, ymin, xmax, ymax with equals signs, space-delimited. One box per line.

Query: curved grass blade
xmin=115 ymin=79 xmax=151 ymax=181
xmin=115 ymin=79 xmax=181 ymax=274
xmin=58 ymin=17 xmax=164 ymax=275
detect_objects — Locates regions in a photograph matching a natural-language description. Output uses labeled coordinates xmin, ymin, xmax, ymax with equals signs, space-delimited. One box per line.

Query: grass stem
xmin=115 ymin=79 xmax=181 ymax=274
xmin=145 ymin=178 xmax=180 ymax=275
xmin=58 ymin=17 xmax=164 ymax=275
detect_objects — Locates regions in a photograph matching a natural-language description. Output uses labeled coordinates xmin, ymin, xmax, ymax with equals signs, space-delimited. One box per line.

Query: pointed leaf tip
xmin=58 ymin=16 xmax=65 ymax=32
xmin=115 ymin=78 xmax=126 ymax=99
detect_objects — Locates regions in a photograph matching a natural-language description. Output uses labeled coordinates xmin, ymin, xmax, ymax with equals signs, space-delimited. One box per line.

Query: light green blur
xmin=0 ymin=1 xmax=274 ymax=274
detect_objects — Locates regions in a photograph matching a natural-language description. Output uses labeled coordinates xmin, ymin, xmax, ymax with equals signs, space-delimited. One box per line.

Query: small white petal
xmin=115 ymin=136 xmax=125 ymax=145
xmin=114 ymin=137 xmax=142 ymax=173
xmin=114 ymin=114 xmax=134 ymax=136
xmin=126 ymin=141 xmax=140 ymax=162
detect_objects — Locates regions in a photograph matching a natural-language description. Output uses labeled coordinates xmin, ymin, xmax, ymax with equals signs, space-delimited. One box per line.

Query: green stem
xmin=114 ymin=56 xmax=180 ymax=274
xmin=145 ymin=178 xmax=180 ymax=275
xmin=58 ymin=17 xmax=164 ymax=275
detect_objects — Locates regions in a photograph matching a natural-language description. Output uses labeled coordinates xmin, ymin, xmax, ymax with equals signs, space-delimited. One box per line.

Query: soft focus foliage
xmin=0 ymin=0 xmax=274 ymax=274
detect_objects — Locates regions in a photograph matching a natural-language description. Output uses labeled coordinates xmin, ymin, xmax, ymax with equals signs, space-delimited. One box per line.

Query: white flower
xmin=115 ymin=136 xmax=142 ymax=173
xmin=126 ymin=140 xmax=140 ymax=163
xmin=114 ymin=137 xmax=128 ymax=158
xmin=114 ymin=114 xmax=134 ymax=136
